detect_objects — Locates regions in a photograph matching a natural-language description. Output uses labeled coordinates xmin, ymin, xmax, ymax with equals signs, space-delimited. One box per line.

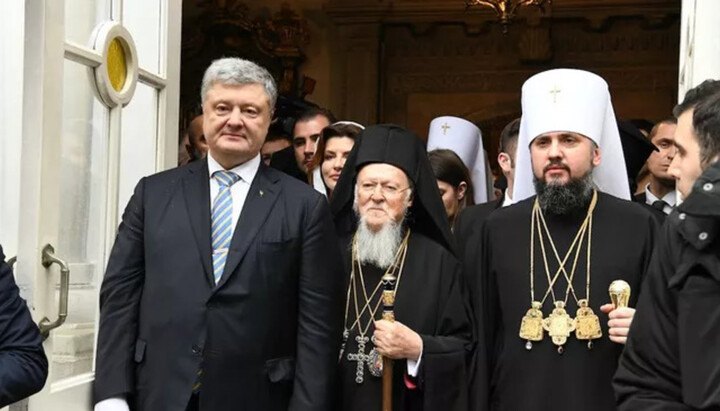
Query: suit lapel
xmin=183 ymin=159 xmax=214 ymax=285
xmin=215 ymin=165 xmax=280 ymax=290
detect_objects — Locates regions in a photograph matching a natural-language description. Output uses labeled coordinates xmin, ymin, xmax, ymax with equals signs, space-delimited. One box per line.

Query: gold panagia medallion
xmin=520 ymin=301 xmax=544 ymax=350
xmin=543 ymin=301 xmax=576 ymax=352
xmin=575 ymin=299 xmax=602 ymax=345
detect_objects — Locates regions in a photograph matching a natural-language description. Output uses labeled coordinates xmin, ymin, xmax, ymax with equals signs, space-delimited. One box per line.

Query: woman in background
xmin=309 ymin=122 xmax=363 ymax=199
xmin=428 ymin=149 xmax=475 ymax=229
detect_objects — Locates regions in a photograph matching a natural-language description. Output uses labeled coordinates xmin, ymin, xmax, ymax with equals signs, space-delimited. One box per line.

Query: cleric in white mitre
xmin=470 ymin=68 xmax=657 ymax=411
xmin=427 ymin=116 xmax=492 ymax=203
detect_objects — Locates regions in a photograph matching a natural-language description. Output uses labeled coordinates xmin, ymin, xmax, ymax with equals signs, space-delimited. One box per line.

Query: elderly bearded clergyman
xmin=330 ymin=124 xmax=474 ymax=411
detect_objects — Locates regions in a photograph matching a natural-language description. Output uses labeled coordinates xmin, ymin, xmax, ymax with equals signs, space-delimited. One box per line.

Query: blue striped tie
xmin=211 ymin=170 xmax=241 ymax=285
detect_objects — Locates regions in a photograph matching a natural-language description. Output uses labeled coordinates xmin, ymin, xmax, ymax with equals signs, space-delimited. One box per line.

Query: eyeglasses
xmin=358 ymin=181 xmax=410 ymax=197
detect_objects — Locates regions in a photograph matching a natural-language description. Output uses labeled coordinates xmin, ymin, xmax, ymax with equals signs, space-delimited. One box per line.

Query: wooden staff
xmin=381 ymin=273 xmax=397 ymax=411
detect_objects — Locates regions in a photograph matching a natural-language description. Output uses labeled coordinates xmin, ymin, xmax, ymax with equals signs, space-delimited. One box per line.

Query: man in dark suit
xmin=94 ymin=58 xmax=345 ymax=411
xmin=0 ymin=245 xmax=48 ymax=406
xmin=633 ymin=119 xmax=678 ymax=219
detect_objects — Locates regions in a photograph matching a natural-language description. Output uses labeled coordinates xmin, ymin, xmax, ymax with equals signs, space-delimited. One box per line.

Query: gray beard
xmin=355 ymin=216 xmax=404 ymax=269
xmin=534 ymin=172 xmax=595 ymax=215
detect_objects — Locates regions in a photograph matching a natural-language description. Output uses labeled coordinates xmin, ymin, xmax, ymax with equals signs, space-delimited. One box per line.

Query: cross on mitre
xmin=549 ymin=85 xmax=562 ymax=103
xmin=441 ymin=122 xmax=451 ymax=135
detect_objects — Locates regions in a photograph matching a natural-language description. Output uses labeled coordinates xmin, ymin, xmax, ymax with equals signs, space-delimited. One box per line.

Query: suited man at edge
xmin=94 ymin=57 xmax=345 ymax=411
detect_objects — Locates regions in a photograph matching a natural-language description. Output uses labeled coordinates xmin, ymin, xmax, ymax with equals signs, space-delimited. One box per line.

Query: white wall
xmin=0 ymin=1 xmax=25 ymax=256
xmin=679 ymin=0 xmax=720 ymax=100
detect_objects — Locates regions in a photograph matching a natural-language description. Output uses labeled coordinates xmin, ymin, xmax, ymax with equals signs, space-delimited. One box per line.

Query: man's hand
xmin=94 ymin=397 xmax=129 ymax=411
xmin=600 ymin=304 xmax=636 ymax=345
xmin=373 ymin=320 xmax=423 ymax=360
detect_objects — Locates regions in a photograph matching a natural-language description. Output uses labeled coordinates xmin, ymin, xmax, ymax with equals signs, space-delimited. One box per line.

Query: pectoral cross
xmin=441 ymin=122 xmax=451 ymax=135
xmin=347 ymin=335 xmax=372 ymax=384
xmin=549 ymin=85 xmax=562 ymax=103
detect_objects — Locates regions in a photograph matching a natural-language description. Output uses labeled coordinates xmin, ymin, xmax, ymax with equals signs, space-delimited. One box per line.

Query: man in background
xmin=615 ymin=80 xmax=720 ymax=410
xmin=179 ymin=114 xmax=208 ymax=165
xmin=292 ymin=108 xmax=335 ymax=175
xmin=261 ymin=124 xmax=292 ymax=165
xmin=635 ymin=118 xmax=678 ymax=217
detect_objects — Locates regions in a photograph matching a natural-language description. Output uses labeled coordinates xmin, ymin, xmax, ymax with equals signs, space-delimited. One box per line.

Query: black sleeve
xmin=289 ymin=195 xmax=345 ymax=411
xmin=453 ymin=207 xmax=471 ymax=256
xmin=469 ymin=220 xmax=501 ymax=411
xmin=94 ymin=179 xmax=147 ymax=403
xmin=0 ymin=246 xmax=48 ymax=407
xmin=613 ymin=223 xmax=689 ymax=410
xmin=417 ymin=256 xmax=474 ymax=411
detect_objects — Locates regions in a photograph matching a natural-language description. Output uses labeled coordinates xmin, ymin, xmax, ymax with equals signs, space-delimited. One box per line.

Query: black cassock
xmin=470 ymin=192 xmax=656 ymax=411
xmin=337 ymin=231 xmax=473 ymax=411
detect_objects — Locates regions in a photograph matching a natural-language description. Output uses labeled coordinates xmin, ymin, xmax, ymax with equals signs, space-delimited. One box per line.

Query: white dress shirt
xmin=502 ymin=189 xmax=514 ymax=208
xmin=644 ymin=183 xmax=676 ymax=215
xmin=95 ymin=153 xmax=261 ymax=411
xmin=207 ymin=152 xmax=261 ymax=230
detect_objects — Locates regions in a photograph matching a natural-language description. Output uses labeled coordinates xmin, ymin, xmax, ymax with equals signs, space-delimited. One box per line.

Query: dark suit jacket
xmin=94 ymin=159 xmax=345 ymax=411
xmin=634 ymin=192 xmax=668 ymax=224
xmin=269 ymin=145 xmax=308 ymax=183
xmin=0 ymin=245 xmax=48 ymax=407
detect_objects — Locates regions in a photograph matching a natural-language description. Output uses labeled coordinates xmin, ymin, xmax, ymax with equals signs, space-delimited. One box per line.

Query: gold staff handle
xmin=608 ymin=280 xmax=631 ymax=309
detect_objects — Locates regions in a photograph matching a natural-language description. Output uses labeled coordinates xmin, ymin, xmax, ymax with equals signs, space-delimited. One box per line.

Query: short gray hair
xmin=200 ymin=57 xmax=278 ymax=109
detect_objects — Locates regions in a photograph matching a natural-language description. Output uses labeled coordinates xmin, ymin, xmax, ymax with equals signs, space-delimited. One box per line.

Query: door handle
xmin=38 ymin=244 xmax=70 ymax=340
xmin=7 ymin=256 xmax=16 ymax=270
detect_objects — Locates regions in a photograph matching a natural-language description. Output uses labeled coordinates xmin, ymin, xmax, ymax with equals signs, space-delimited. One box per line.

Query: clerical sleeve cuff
xmin=406 ymin=349 xmax=423 ymax=377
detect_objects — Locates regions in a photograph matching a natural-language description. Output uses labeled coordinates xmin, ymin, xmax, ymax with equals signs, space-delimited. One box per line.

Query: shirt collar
xmin=502 ymin=189 xmax=514 ymax=207
xmin=207 ymin=152 xmax=261 ymax=184
xmin=644 ymin=183 xmax=677 ymax=206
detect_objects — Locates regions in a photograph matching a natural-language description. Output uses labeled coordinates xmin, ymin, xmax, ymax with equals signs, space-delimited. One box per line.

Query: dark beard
xmin=534 ymin=172 xmax=595 ymax=215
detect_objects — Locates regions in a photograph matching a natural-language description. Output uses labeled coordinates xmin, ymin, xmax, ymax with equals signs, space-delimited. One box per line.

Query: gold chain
xmin=344 ymin=229 xmax=410 ymax=337
xmin=530 ymin=190 xmax=598 ymax=306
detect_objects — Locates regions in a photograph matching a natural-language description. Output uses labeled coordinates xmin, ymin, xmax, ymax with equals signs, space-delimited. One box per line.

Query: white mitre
xmin=427 ymin=116 xmax=489 ymax=203
xmin=513 ymin=68 xmax=630 ymax=201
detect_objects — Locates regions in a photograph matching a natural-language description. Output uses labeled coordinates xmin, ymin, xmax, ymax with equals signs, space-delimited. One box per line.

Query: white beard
xmin=355 ymin=216 xmax=403 ymax=269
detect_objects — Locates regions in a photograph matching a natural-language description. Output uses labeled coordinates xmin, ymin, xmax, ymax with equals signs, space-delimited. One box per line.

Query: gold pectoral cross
xmin=542 ymin=301 xmax=576 ymax=353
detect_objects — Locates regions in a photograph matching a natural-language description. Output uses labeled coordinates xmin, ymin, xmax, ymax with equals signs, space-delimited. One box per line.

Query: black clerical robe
xmin=337 ymin=231 xmax=473 ymax=411
xmin=454 ymin=198 xmax=503 ymax=258
xmin=471 ymin=192 xmax=656 ymax=411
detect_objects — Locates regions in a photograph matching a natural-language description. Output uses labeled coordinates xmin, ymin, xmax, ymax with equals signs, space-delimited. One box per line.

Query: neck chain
xmin=520 ymin=190 xmax=602 ymax=353
xmin=340 ymin=229 xmax=410 ymax=383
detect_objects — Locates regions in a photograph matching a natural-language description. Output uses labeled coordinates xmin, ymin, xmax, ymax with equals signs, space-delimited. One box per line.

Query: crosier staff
xmin=609 ymin=280 xmax=631 ymax=309
xmin=381 ymin=273 xmax=397 ymax=411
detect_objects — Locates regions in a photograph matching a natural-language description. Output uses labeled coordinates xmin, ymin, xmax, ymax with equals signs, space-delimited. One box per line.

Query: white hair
xmin=355 ymin=216 xmax=404 ymax=269
xmin=352 ymin=182 xmax=412 ymax=269
xmin=200 ymin=57 xmax=277 ymax=109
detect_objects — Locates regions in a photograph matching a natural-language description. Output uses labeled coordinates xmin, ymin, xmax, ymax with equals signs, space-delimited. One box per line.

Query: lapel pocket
xmin=265 ymin=357 xmax=296 ymax=383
